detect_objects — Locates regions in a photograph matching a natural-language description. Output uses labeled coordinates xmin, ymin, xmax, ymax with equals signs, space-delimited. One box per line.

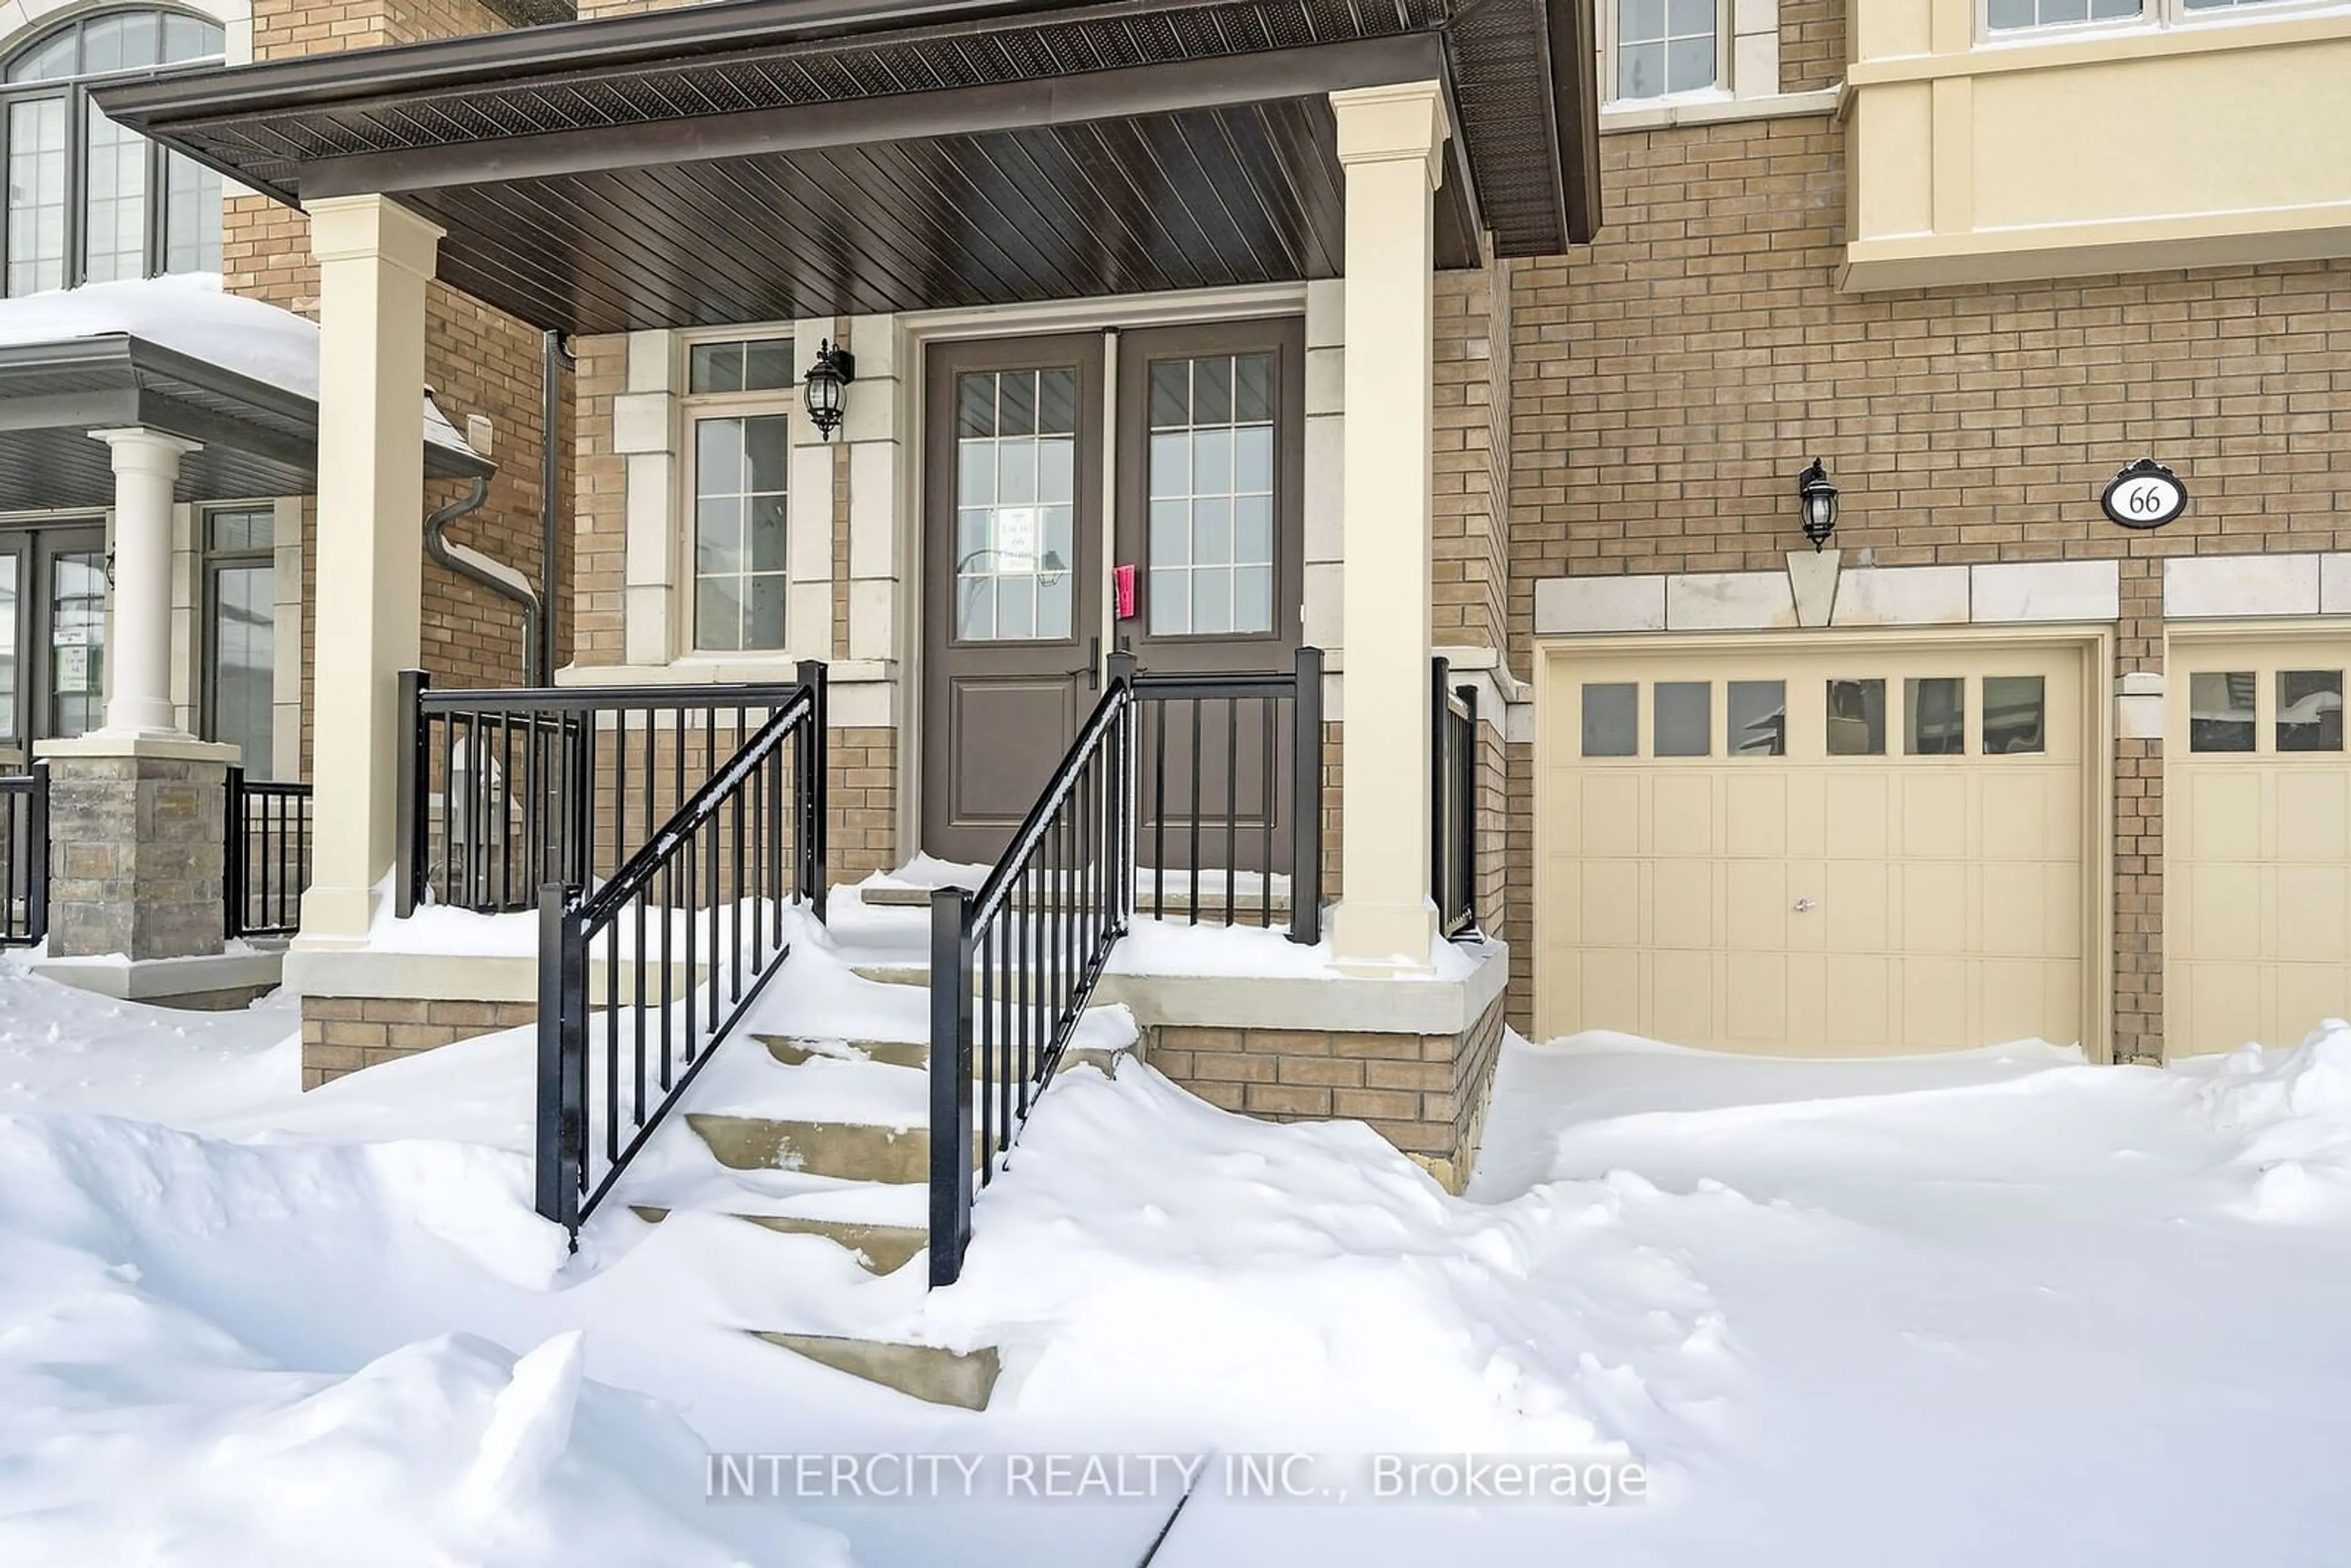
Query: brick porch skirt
xmin=300 ymin=997 xmax=537 ymax=1090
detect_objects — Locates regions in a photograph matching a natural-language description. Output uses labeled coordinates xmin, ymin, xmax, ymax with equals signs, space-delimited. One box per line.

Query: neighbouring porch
xmin=99 ymin=0 xmax=1595 ymax=1283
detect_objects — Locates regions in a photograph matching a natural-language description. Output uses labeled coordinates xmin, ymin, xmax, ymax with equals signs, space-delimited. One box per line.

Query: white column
xmin=297 ymin=194 xmax=443 ymax=947
xmin=1328 ymin=80 xmax=1450 ymax=975
xmin=90 ymin=427 xmax=200 ymax=737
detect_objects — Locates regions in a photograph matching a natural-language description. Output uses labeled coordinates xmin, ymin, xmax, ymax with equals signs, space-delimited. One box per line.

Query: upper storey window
xmin=1987 ymin=0 xmax=2304 ymax=33
xmin=1612 ymin=0 xmax=1721 ymax=102
xmin=1 ymin=10 xmax=225 ymax=296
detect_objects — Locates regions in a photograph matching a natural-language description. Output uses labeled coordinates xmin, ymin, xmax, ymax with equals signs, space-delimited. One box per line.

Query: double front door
xmin=0 ymin=521 xmax=108 ymax=769
xmin=922 ymin=320 xmax=1306 ymax=866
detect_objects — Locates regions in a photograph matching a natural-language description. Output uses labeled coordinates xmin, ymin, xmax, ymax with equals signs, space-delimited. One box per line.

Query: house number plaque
xmin=2101 ymin=459 xmax=2188 ymax=530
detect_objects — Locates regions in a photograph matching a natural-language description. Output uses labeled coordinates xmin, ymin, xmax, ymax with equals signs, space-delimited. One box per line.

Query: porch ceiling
xmin=96 ymin=0 xmax=1599 ymax=335
xmin=0 ymin=337 xmax=492 ymax=512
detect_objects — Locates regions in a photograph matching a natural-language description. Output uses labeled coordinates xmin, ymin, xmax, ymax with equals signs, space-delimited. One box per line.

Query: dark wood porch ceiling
xmin=99 ymin=0 xmax=1599 ymax=336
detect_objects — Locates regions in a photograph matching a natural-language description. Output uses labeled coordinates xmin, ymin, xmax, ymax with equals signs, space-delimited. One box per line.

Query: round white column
xmin=89 ymin=427 xmax=200 ymax=738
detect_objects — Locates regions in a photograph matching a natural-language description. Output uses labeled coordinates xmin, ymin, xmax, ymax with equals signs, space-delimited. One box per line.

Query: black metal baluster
xmin=1224 ymin=697 xmax=1238 ymax=926
xmin=1261 ymin=696 xmax=1276 ymax=929
xmin=1188 ymin=697 xmax=1202 ymax=925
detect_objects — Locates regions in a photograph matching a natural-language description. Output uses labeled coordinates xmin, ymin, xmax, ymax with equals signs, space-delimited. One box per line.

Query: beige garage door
xmin=1536 ymin=639 xmax=2090 ymax=1056
xmin=2170 ymin=633 xmax=2351 ymax=1055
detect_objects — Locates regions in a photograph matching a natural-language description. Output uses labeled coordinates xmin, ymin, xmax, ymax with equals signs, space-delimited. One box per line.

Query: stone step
xmin=629 ymin=1204 xmax=927 ymax=1275
xmin=759 ymin=1033 xmax=1131 ymax=1080
xmin=752 ymin=1332 xmax=1000 ymax=1411
xmin=861 ymin=884 xmax=1291 ymax=918
xmin=687 ymin=1111 xmax=940 ymax=1184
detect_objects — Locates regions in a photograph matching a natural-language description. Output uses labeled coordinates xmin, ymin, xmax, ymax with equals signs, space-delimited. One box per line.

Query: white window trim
xmin=1977 ymin=0 xmax=2342 ymax=47
xmin=675 ymin=326 xmax=800 ymax=659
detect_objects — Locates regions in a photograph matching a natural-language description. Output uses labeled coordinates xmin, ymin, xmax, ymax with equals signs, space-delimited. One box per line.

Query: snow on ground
xmin=4 ymin=928 xmax=2351 ymax=1564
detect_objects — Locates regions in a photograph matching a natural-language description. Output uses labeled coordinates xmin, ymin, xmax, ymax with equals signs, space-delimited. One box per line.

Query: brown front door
xmin=921 ymin=334 xmax=1106 ymax=863
xmin=1111 ymin=319 xmax=1307 ymax=880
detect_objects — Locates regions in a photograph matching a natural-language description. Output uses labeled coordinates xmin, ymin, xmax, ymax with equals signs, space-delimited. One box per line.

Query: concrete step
xmin=752 ymin=1331 xmax=1000 ymax=1411
xmin=759 ymin=1033 xmax=1130 ymax=1080
xmin=629 ymin=1204 xmax=928 ymax=1275
xmin=861 ymin=884 xmax=1291 ymax=918
xmin=687 ymin=1111 xmax=940 ymax=1184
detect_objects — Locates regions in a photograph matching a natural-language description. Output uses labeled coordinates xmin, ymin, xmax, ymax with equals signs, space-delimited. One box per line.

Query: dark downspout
xmin=425 ymin=475 xmax=541 ymax=687
xmin=540 ymin=330 xmax=575 ymax=688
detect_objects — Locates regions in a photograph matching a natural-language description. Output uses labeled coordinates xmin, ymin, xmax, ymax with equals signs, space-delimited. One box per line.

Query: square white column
xmin=296 ymin=194 xmax=443 ymax=947
xmin=1328 ymin=80 xmax=1450 ymax=975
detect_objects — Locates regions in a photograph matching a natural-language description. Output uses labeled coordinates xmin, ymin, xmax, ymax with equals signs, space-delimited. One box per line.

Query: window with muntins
xmin=204 ymin=505 xmax=274 ymax=777
xmin=1985 ymin=0 xmax=2303 ymax=33
xmin=685 ymin=337 xmax=792 ymax=653
xmin=0 ymin=10 xmax=225 ymax=296
xmin=1614 ymin=0 xmax=1720 ymax=102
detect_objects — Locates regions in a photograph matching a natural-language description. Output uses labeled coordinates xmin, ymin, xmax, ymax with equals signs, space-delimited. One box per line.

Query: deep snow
xmin=4 ymin=930 xmax=2351 ymax=1566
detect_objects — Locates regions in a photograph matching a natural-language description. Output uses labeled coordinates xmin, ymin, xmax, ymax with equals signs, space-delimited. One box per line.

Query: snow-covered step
xmin=752 ymin=1332 xmax=999 ymax=1411
xmin=628 ymin=1204 xmax=926 ymax=1275
xmin=859 ymin=883 xmax=1291 ymax=919
xmin=760 ymin=1032 xmax=1133 ymax=1079
xmin=685 ymin=1112 xmax=947 ymax=1184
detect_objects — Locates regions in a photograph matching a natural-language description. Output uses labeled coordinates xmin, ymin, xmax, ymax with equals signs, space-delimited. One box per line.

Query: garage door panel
xmin=2273 ymin=966 xmax=2349 ymax=1048
xmin=2276 ymin=771 xmax=2349 ymax=863
xmin=2186 ymin=863 xmax=2263 ymax=962
xmin=2273 ymin=865 xmax=2347 ymax=964
xmin=1826 ymin=773 xmax=1891 ymax=858
xmin=1539 ymin=642 xmax=2088 ymax=1057
xmin=2188 ymin=771 xmax=2263 ymax=864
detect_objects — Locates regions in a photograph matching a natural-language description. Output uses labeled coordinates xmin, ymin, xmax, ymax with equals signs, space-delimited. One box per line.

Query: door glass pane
xmin=1728 ymin=680 xmax=1785 ymax=756
xmin=691 ymin=414 xmax=787 ymax=651
xmin=7 ymin=97 xmax=67 ymax=296
xmin=2278 ymin=670 xmax=2344 ymax=754
xmin=1905 ymin=677 xmax=1966 ymax=756
xmin=162 ymin=151 xmax=221 ymax=276
xmin=82 ymin=102 xmax=147 ymax=285
xmin=48 ymin=551 xmax=104 ymax=739
xmin=953 ymin=369 xmax=1074 ymax=643
xmin=1582 ymin=682 xmax=1637 ymax=757
xmin=0 ymin=553 xmax=16 ymax=742
xmin=1654 ymin=680 xmax=1710 ymax=757
xmin=1983 ymin=675 xmax=2046 ymax=754
xmin=2189 ymin=671 xmax=2256 ymax=753
xmin=1826 ymin=678 xmax=1886 ymax=757
xmin=209 ymin=563 xmax=273 ymax=776
xmin=1146 ymin=353 xmax=1276 ymax=637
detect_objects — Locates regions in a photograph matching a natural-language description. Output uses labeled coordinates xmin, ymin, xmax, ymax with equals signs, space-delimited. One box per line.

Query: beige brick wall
xmin=830 ymin=725 xmax=898 ymax=884
xmin=301 ymin=996 xmax=536 ymax=1089
xmin=571 ymin=332 xmax=629 ymax=668
xmin=1150 ymin=989 xmax=1506 ymax=1189
xmin=1779 ymin=0 xmax=1846 ymax=96
xmin=1504 ymin=103 xmax=2351 ymax=1060
xmin=228 ymin=0 xmax=572 ymax=778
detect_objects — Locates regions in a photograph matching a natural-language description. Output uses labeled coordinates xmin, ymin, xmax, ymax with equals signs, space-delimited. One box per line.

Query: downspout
xmin=539 ymin=329 xmax=575 ymax=688
xmin=425 ymin=475 xmax=542 ymax=687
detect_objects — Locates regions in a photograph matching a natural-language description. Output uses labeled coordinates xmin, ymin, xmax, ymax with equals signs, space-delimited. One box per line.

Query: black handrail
xmin=225 ymin=770 xmax=311 ymax=939
xmin=1130 ymin=644 xmax=1323 ymax=944
xmin=536 ymin=661 xmax=828 ymax=1239
xmin=0 ymin=763 xmax=47 ymax=948
xmin=1432 ymin=656 xmax=1478 ymax=940
xmin=397 ymin=674 xmax=810 ymax=917
xmin=929 ymin=656 xmax=1136 ymax=1286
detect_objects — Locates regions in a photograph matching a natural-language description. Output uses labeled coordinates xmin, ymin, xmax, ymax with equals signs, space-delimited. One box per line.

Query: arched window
xmin=0 ymin=10 xmax=225 ymax=296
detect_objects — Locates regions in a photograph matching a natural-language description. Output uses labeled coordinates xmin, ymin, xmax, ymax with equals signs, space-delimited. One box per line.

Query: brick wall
xmin=226 ymin=0 xmax=572 ymax=777
xmin=302 ymin=996 xmax=537 ymax=1089
xmin=1779 ymin=0 xmax=1846 ymax=96
xmin=1504 ymin=105 xmax=2351 ymax=1057
xmin=1434 ymin=264 xmax=1509 ymax=652
xmin=831 ymin=725 xmax=898 ymax=883
xmin=572 ymin=333 xmax=629 ymax=668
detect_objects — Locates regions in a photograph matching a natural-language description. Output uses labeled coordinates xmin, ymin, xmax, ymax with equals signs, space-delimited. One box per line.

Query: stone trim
xmin=2162 ymin=552 xmax=2351 ymax=620
xmin=1535 ymin=558 xmax=2123 ymax=636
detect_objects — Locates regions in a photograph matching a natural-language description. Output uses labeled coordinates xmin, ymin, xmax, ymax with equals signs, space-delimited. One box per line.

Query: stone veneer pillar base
xmin=37 ymin=735 xmax=240 ymax=962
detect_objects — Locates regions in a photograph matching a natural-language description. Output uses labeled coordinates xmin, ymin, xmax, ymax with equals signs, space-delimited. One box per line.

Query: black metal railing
xmin=1432 ymin=657 xmax=1478 ymax=940
xmin=225 ymin=770 xmax=311 ymax=939
xmin=536 ymin=661 xmax=828 ymax=1238
xmin=0 ymin=764 xmax=47 ymax=948
xmin=1131 ymin=645 xmax=1323 ymax=944
xmin=929 ymin=657 xmax=1137 ymax=1286
xmin=399 ymin=675 xmax=807 ymax=917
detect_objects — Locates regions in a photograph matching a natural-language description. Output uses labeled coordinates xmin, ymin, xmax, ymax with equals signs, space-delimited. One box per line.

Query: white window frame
xmin=1601 ymin=0 xmax=1733 ymax=107
xmin=1978 ymin=0 xmax=2333 ymax=44
xmin=677 ymin=330 xmax=797 ymax=657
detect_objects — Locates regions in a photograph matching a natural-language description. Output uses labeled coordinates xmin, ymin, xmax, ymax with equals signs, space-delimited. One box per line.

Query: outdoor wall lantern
xmin=802 ymin=339 xmax=857 ymax=440
xmin=1796 ymin=458 xmax=1839 ymax=550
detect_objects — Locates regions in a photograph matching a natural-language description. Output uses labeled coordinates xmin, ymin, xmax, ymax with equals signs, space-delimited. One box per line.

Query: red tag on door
xmin=1114 ymin=563 xmax=1138 ymax=620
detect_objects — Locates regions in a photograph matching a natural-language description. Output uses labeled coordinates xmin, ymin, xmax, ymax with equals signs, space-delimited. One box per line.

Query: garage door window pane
xmin=2189 ymin=672 xmax=2256 ymax=752
xmin=1826 ymin=678 xmax=1885 ymax=756
xmin=1983 ymin=676 xmax=2047 ymax=755
xmin=1905 ymin=677 xmax=1965 ymax=756
xmin=2278 ymin=670 xmax=2344 ymax=753
xmin=1654 ymin=681 xmax=1710 ymax=757
xmin=1728 ymin=680 xmax=1786 ymax=756
xmin=1582 ymin=682 xmax=1637 ymax=757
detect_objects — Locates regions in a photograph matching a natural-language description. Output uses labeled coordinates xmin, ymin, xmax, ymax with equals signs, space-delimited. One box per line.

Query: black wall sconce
xmin=1797 ymin=458 xmax=1839 ymax=550
xmin=802 ymin=339 xmax=857 ymax=440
